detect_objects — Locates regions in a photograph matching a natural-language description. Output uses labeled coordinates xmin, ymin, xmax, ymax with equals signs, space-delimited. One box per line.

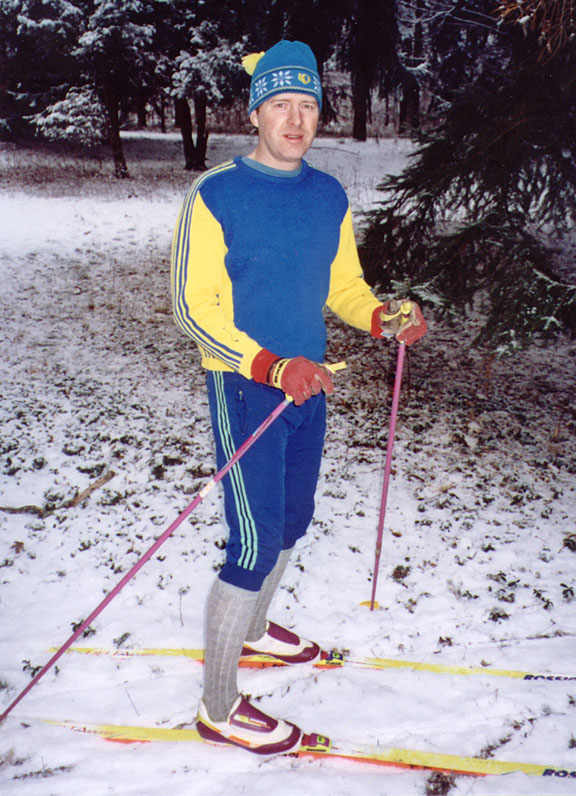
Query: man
xmin=171 ymin=40 xmax=426 ymax=756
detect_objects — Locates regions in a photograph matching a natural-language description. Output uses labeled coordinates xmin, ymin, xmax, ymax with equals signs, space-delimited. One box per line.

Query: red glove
xmin=371 ymin=299 xmax=427 ymax=345
xmin=251 ymin=349 xmax=334 ymax=406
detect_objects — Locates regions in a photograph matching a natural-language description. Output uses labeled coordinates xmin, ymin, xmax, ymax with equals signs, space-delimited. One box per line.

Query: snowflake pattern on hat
xmin=253 ymin=77 xmax=268 ymax=99
xmin=271 ymin=70 xmax=294 ymax=88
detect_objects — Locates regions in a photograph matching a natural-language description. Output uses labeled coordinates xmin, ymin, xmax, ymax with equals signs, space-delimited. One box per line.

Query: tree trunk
xmin=155 ymin=94 xmax=166 ymax=133
xmin=136 ymin=88 xmax=147 ymax=128
xmin=399 ymin=82 xmax=420 ymax=132
xmin=102 ymin=75 xmax=129 ymax=179
xmin=174 ymin=97 xmax=197 ymax=171
xmin=399 ymin=0 xmax=423 ymax=132
xmin=352 ymin=72 xmax=370 ymax=141
xmin=193 ymin=95 xmax=209 ymax=170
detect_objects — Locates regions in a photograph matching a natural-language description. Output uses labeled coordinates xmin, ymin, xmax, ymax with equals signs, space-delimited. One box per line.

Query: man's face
xmin=249 ymin=93 xmax=320 ymax=170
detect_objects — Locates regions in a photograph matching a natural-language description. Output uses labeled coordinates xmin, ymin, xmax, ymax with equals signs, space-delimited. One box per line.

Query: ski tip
xmin=359 ymin=600 xmax=380 ymax=610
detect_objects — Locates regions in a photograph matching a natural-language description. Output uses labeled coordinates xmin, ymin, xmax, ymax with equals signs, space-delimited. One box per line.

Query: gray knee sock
xmin=246 ymin=547 xmax=292 ymax=643
xmin=202 ymin=577 xmax=258 ymax=722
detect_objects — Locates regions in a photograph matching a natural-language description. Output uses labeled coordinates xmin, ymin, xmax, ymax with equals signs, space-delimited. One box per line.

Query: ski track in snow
xmin=0 ymin=133 xmax=575 ymax=795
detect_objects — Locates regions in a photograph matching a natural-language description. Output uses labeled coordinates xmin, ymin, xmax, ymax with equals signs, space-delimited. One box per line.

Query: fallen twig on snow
xmin=0 ymin=470 xmax=116 ymax=518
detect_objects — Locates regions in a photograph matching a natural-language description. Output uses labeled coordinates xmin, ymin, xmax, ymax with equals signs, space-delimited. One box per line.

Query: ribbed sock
xmin=245 ymin=547 xmax=292 ymax=643
xmin=202 ymin=577 xmax=258 ymax=722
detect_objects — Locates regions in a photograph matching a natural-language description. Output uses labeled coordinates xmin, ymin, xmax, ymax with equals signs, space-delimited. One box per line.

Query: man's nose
xmin=287 ymin=106 xmax=303 ymax=126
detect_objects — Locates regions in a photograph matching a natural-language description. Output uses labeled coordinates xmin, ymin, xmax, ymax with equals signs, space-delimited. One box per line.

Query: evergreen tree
xmin=13 ymin=0 xmax=251 ymax=174
xmin=360 ymin=0 xmax=576 ymax=353
xmin=145 ymin=1 xmax=248 ymax=170
xmin=34 ymin=86 xmax=107 ymax=146
xmin=499 ymin=0 xmax=576 ymax=59
xmin=266 ymin=0 xmax=347 ymax=122
xmin=397 ymin=0 xmax=425 ymax=132
xmin=338 ymin=0 xmax=402 ymax=141
xmin=143 ymin=0 xmax=204 ymax=168
xmin=171 ymin=20 xmax=245 ymax=170
xmin=425 ymin=0 xmax=500 ymax=106
xmin=73 ymin=0 xmax=159 ymax=178
xmin=0 ymin=0 xmax=83 ymax=139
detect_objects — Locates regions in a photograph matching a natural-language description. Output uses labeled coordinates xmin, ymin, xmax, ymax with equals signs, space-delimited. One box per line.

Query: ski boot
xmin=242 ymin=621 xmax=321 ymax=664
xmin=196 ymin=695 xmax=302 ymax=755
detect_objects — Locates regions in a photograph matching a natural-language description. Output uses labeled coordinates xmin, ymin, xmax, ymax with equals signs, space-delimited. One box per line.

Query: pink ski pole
xmin=0 ymin=395 xmax=292 ymax=723
xmin=369 ymin=341 xmax=406 ymax=611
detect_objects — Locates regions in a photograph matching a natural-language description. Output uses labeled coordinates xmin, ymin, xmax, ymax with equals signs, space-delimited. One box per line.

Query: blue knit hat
xmin=243 ymin=40 xmax=322 ymax=114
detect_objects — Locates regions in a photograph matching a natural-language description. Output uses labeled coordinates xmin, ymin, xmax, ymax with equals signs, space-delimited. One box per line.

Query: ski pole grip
xmin=324 ymin=361 xmax=347 ymax=374
xmin=282 ymin=361 xmax=346 ymax=404
xmin=400 ymin=300 xmax=413 ymax=318
xmin=397 ymin=301 xmax=414 ymax=345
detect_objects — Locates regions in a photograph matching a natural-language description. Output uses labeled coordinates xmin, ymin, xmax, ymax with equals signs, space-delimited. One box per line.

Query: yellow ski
xmin=58 ymin=645 xmax=576 ymax=683
xmin=39 ymin=717 xmax=576 ymax=779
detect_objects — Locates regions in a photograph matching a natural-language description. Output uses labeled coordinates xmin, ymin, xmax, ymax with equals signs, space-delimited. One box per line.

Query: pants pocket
xmin=235 ymin=388 xmax=247 ymax=435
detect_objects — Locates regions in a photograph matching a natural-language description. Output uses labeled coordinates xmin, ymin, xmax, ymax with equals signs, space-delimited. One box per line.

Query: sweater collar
xmin=240 ymin=156 xmax=304 ymax=179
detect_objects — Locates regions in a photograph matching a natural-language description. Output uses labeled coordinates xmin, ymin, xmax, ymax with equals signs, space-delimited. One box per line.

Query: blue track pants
xmin=206 ymin=371 xmax=326 ymax=591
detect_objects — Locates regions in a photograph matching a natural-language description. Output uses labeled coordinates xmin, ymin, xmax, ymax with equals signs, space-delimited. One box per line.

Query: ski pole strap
xmin=270 ymin=358 xmax=291 ymax=389
xmin=399 ymin=300 xmax=414 ymax=325
xmin=379 ymin=300 xmax=414 ymax=323
xmin=324 ymin=361 xmax=346 ymax=374
xmin=271 ymin=359 xmax=345 ymax=390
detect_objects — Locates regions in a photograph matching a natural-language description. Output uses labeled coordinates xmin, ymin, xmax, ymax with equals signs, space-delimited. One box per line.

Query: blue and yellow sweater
xmin=171 ymin=156 xmax=381 ymax=378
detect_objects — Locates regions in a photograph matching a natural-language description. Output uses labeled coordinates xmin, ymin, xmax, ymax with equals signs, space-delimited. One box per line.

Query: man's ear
xmin=249 ymin=109 xmax=259 ymax=129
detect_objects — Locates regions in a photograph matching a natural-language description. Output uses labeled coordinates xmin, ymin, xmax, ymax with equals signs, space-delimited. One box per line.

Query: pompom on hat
xmin=243 ymin=40 xmax=322 ymax=114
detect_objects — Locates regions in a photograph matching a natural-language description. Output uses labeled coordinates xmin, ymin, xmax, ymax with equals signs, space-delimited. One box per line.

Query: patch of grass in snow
xmin=425 ymin=771 xmax=456 ymax=795
xmin=13 ymin=764 xmax=75 ymax=779
xmin=0 ymin=749 xmax=27 ymax=768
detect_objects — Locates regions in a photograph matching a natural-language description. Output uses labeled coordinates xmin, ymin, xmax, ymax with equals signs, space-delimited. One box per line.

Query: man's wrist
xmin=371 ymin=304 xmax=387 ymax=338
xmin=269 ymin=358 xmax=290 ymax=389
xmin=251 ymin=348 xmax=281 ymax=383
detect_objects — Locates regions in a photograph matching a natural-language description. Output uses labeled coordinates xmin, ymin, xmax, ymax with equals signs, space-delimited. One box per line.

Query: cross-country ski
xmin=25 ymin=716 xmax=576 ymax=780
xmin=60 ymin=645 xmax=576 ymax=683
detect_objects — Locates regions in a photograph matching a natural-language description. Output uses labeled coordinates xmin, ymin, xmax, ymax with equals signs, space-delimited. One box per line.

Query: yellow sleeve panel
xmin=326 ymin=207 xmax=382 ymax=330
xmin=171 ymin=190 xmax=262 ymax=378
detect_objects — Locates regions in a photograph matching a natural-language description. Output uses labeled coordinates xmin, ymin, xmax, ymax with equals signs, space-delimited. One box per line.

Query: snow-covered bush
xmin=35 ymin=86 xmax=107 ymax=146
xmin=171 ymin=22 xmax=246 ymax=106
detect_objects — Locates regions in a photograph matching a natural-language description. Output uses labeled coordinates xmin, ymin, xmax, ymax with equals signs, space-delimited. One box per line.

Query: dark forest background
xmin=1 ymin=0 xmax=575 ymax=351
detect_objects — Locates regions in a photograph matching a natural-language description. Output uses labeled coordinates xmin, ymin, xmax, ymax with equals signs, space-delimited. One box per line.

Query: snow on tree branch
xmin=34 ymin=87 xmax=107 ymax=146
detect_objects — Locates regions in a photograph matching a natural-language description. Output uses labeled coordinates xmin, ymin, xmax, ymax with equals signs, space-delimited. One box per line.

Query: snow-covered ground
xmin=0 ymin=132 xmax=575 ymax=796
